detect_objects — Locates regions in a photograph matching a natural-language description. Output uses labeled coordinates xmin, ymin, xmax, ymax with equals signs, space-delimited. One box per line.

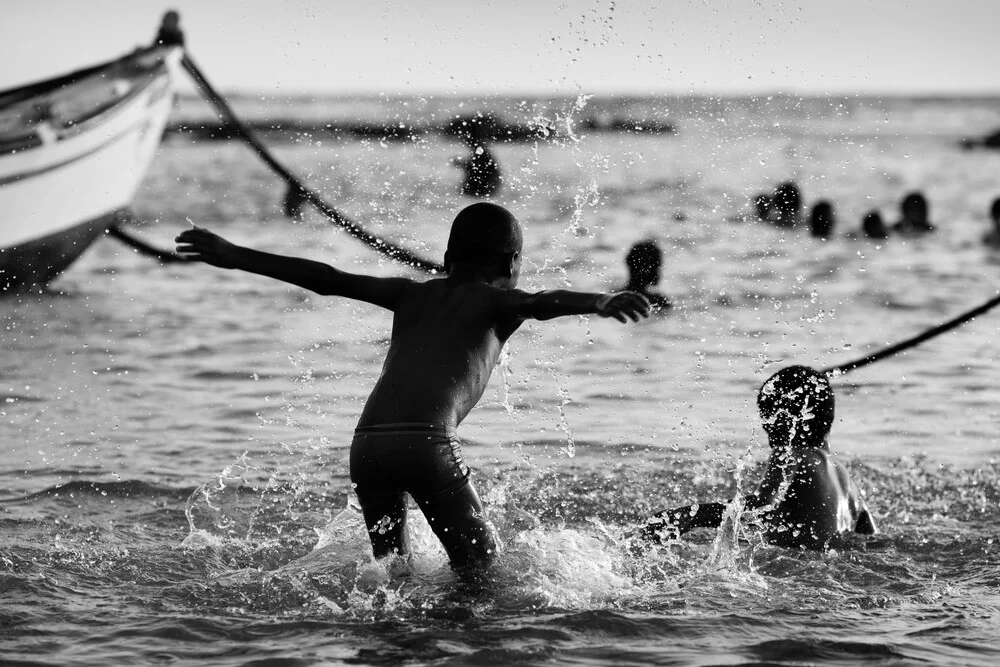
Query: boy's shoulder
xmin=789 ymin=446 xmax=865 ymax=500
xmin=789 ymin=446 xmax=833 ymax=468
xmin=440 ymin=280 xmax=528 ymax=300
xmin=410 ymin=279 xmax=524 ymax=315
xmin=789 ymin=447 xmax=847 ymax=485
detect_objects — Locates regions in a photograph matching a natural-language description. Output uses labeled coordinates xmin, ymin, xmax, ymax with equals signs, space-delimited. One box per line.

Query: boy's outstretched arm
xmin=175 ymin=227 xmax=410 ymax=310
xmin=639 ymin=502 xmax=727 ymax=543
xmin=503 ymin=290 xmax=651 ymax=322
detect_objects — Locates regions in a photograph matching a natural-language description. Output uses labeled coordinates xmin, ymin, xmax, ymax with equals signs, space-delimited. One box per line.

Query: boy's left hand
xmin=596 ymin=292 xmax=651 ymax=322
xmin=175 ymin=226 xmax=238 ymax=269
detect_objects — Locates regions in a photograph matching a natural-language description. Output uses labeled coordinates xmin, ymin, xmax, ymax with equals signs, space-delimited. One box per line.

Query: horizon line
xmin=180 ymin=87 xmax=1000 ymax=100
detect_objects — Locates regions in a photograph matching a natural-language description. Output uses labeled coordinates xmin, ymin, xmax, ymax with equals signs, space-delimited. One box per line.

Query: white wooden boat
xmin=0 ymin=15 xmax=182 ymax=292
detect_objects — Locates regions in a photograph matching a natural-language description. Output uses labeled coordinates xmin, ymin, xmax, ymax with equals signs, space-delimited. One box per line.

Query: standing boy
xmin=176 ymin=202 xmax=650 ymax=569
xmin=640 ymin=365 xmax=876 ymax=550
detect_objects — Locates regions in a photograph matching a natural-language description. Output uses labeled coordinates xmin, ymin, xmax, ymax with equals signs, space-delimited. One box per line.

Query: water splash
xmin=183 ymin=452 xmax=272 ymax=544
xmin=567 ymin=177 xmax=601 ymax=237
xmin=538 ymin=359 xmax=577 ymax=458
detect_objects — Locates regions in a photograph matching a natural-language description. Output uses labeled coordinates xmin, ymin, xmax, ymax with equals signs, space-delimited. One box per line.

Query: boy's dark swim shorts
xmin=350 ymin=423 xmax=497 ymax=568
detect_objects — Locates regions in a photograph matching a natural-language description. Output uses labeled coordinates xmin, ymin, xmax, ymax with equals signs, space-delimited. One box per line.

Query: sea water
xmin=2 ymin=94 xmax=1000 ymax=665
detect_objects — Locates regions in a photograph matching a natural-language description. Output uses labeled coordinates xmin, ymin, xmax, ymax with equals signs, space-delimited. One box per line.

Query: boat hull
xmin=0 ymin=212 xmax=116 ymax=291
xmin=0 ymin=47 xmax=180 ymax=293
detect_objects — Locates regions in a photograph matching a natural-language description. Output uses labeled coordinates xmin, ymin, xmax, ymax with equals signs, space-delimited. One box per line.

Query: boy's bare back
xmin=361 ymin=274 xmax=645 ymax=427
xmin=359 ymin=278 xmax=523 ymax=428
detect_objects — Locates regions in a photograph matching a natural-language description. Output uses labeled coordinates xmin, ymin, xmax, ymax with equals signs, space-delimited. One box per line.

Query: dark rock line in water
xmin=961 ymin=126 xmax=1000 ymax=150
xmin=163 ymin=116 xmax=677 ymax=144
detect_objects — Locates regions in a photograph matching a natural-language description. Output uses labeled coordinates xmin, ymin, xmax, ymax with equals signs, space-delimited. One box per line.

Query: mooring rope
xmin=107 ymin=211 xmax=187 ymax=263
xmin=179 ymin=53 xmax=443 ymax=274
xmin=822 ymin=291 xmax=1000 ymax=377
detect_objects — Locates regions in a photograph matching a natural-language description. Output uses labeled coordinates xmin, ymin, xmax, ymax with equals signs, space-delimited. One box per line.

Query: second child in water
xmin=176 ymin=202 xmax=650 ymax=570
xmin=640 ymin=365 xmax=876 ymax=550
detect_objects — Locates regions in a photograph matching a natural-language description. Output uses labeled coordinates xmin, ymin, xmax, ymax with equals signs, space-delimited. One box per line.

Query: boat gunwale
xmin=0 ymin=47 xmax=179 ymax=156
xmin=0 ymin=42 xmax=170 ymax=106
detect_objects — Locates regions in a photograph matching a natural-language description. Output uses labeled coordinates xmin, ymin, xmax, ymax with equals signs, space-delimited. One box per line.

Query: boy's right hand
xmin=637 ymin=513 xmax=683 ymax=544
xmin=595 ymin=291 xmax=651 ymax=322
xmin=175 ymin=226 xmax=238 ymax=269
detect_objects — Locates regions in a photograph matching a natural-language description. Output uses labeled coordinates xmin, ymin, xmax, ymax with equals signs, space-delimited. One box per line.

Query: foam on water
xmin=3 ymin=451 xmax=1000 ymax=663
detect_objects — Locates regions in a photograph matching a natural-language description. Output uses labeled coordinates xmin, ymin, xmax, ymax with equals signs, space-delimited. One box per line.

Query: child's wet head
xmin=901 ymin=191 xmax=929 ymax=223
xmin=757 ymin=365 xmax=834 ymax=447
xmin=863 ymin=211 xmax=887 ymax=238
xmin=772 ymin=181 xmax=802 ymax=222
xmin=809 ymin=200 xmax=836 ymax=238
xmin=625 ymin=240 xmax=662 ymax=289
xmin=445 ymin=203 xmax=523 ymax=280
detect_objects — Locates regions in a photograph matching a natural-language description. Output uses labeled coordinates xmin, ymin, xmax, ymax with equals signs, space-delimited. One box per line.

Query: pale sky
xmin=2 ymin=0 xmax=997 ymax=95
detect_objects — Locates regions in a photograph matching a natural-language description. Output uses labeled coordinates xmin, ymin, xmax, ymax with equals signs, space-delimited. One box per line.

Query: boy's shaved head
xmin=446 ymin=202 xmax=523 ymax=266
xmin=758 ymin=365 xmax=834 ymax=446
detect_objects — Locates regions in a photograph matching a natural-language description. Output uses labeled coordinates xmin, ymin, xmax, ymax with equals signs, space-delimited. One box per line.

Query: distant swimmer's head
xmin=445 ymin=202 xmax=523 ymax=284
xmin=809 ymin=200 xmax=835 ymax=239
xmin=990 ymin=197 xmax=1000 ymax=225
xmin=758 ymin=365 xmax=834 ymax=448
xmin=773 ymin=182 xmax=802 ymax=225
xmin=862 ymin=210 xmax=888 ymax=240
xmin=901 ymin=191 xmax=929 ymax=223
xmin=625 ymin=240 xmax=662 ymax=290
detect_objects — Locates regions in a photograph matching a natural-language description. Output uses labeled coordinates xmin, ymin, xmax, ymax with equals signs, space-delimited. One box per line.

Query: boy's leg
xmin=350 ymin=433 xmax=409 ymax=559
xmin=356 ymin=491 xmax=410 ymax=559
xmin=415 ymin=478 xmax=497 ymax=569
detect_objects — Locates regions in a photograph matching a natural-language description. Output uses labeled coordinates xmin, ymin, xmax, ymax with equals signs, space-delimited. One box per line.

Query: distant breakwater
xmin=163 ymin=115 xmax=676 ymax=143
xmin=961 ymin=126 xmax=1000 ymax=150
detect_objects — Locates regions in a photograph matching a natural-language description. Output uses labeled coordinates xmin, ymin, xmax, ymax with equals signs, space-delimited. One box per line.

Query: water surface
xmin=3 ymin=94 xmax=1000 ymax=665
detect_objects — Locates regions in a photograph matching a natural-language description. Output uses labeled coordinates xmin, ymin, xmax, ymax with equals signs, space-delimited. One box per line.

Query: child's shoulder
xmin=794 ymin=446 xmax=860 ymax=491
xmin=796 ymin=446 xmax=834 ymax=464
xmin=791 ymin=447 xmax=841 ymax=480
xmin=420 ymin=279 xmax=520 ymax=310
xmin=449 ymin=281 xmax=525 ymax=299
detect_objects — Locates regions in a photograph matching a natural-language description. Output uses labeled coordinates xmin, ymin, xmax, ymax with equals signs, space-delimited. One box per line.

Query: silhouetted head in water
xmin=862 ymin=211 xmax=889 ymax=240
xmin=625 ymin=240 xmax=662 ymax=291
xmin=621 ymin=240 xmax=672 ymax=312
xmin=809 ymin=200 xmax=836 ymax=239
xmin=991 ymin=198 xmax=1000 ymax=226
xmin=902 ymin=192 xmax=928 ymax=223
xmin=753 ymin=193 xmax=772 ymax=222
xmin=758 ymin=365 xmax=834 ymax=448
xmin=460 ymin=145 xmax=501 ymax=197
xmin=282 ymin=185 xmax=308 ymax=220
xmin=453 ymin=120 xmax=501 ymax=198
xmin=445 ymin=202 xmax=523 ymax=285
xmin=894 ymin=191 xmax=934 ymax=234
xmin=772 ymin=182 xmax=802 ymax=227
